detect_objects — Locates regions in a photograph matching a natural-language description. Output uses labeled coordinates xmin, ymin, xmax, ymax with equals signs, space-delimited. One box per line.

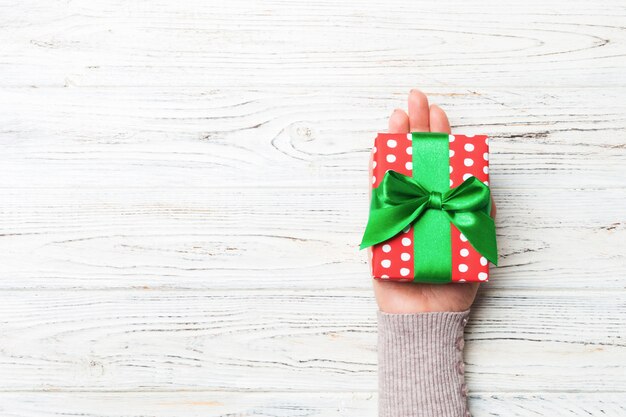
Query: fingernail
xmin=410 ymin=88 xmax=422 ymax=94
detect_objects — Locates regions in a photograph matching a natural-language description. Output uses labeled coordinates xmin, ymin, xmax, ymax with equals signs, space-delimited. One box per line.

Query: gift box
xmin=360 ymin=132 xmax=497 ymax=283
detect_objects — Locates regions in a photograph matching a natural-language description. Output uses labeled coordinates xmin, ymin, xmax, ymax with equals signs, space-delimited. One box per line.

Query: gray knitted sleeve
xmin=378 ymin=310 xmax=471 ymax=417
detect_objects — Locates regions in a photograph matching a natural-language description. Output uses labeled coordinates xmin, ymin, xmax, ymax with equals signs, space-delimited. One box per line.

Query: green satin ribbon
xmin=359 ymin=170 xmax=498 ymax=267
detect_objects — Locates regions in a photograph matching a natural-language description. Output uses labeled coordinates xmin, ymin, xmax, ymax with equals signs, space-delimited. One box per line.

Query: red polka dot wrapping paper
xmin=370 ymin=133 xmax=491 ymax=283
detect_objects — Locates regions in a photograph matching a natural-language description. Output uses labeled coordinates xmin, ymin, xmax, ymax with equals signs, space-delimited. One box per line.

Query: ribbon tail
xmin=446 ymin=211 xmax=498 ymax=265
xmin=359 ymin=202 xmax=427 ymax=249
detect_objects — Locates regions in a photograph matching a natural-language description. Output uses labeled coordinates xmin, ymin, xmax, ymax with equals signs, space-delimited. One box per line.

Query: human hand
xmin=371 ymin=90 xmax=496 ymax=313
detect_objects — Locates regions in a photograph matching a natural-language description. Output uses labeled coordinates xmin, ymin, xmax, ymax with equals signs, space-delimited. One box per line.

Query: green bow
xmin=360 ymin=170 xmax=498 ymax=266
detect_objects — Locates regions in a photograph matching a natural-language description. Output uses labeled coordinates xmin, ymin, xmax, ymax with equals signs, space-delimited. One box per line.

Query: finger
xmin=429 ymin=104 xmax=451 ymax=134
xmin=408 ymin=89 xmax=430 ymax=132
xmin=388 ymin=108 xmax=410 ymax=133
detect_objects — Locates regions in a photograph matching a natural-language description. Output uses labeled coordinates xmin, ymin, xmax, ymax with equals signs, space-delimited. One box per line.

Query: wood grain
xmin=0 ymin=289 xmax=623 ymax=392
xmin=0 ymin=392 xmax=625 ymax=417
xmin=1 ymin=1 xmax=625 ymax=88
xmin=1 ymin=187 xmax=624 ymax=290
xmin=1 ymin=0 xmax=625 ymax=415
xmin=1 ymin=87 xmax=625 ymax=189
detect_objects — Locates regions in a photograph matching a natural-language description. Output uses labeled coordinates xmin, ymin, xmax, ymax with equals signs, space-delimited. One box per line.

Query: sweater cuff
xmin=378 ymin=310 xmax=471 ymax=417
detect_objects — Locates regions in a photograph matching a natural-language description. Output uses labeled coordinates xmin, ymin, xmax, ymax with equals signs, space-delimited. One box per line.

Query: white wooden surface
xmin=1 ymin=0 xmax=625 ymax=416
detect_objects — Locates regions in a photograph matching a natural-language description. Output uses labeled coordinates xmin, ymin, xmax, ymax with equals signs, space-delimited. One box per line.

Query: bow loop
xmin=441 ymin=176 xmax=491 ymax=212
xmin=360 ymin=170 xmax=497 ymax=265
xmin=378 ymin=170 xmax=430 ymax=204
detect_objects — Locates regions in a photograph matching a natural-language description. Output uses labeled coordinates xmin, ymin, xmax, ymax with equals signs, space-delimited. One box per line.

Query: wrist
xmin=373 ymin=279 xmax=478 ymax=313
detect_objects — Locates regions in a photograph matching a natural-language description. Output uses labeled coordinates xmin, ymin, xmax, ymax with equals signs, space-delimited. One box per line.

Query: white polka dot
xmin=381 ymin=274 xmax=389 ymax=279
xmin=386 ymin=154 xmax=396 ymax=163
xmin=458 ymin=263 xmax=468 ymax=273
xmin=458 ymin=278 xmax=466 ymax=282
xmin=480 ymin=256 xmax=487 ymax=266
xmin=483 ymin=166 xmax=489 ymax=174
xmin=372 ymin=161 xmax=377 ymax=168
xmin=401 ymin=237 xmax=411 ymax=246
xmin=485 ymin=138 xmax=489 ymax=145
xmin=372 ymin=176 xmax=376 ymax=184
xmin=401 ymin=252 xmax=411 ymax=261
xmin=460 ymin=233 xmax=468 ymax=242
xmin=405 ymin=161 xmax=412 ymax=170
xmin=464 ymin=158 xmax=474 ymax=167
xmin=381 ymin=259 xmax=391 ymax=268
xmin=478 ymin=272 xmax=488 ymax=281
xmin=406 ymin=146 xmax=412 ymax=155
xmin=450 ymin=179 xmax=454 ymax=186
xmin=407 ymin=133 xmax=412 ymax=140
xmin=460 ymin=248 xmax=469 ymax=257
xmin=449 ymin=135 xmax=455 ymax=142
xmin=402 ymin=226 xmax=410 ymax=233
xmin=464 ymin=143 xmax=474 ymax=152
xmin=382 ymin=244 xmax=391 ymax=253
xmin=483 ymin=152 xmax=488 ymax=161
xmin=449 ymin=166 xmax=453 ymax=173
xmin=400 ymin=268 xmax=410 ymax=276
xmin=387 ymin=139 xmax=397 ymax=148
xmin=466 ymin=134 xmax=475 ymax=138
xmin=449 ymin=149 xmax=455 ymax=157
xmin=483 ymin=180 xmax=489 ymax=186
xmin=373 ymin=146 xmax=377 ymax=153
xmin=463 ymin=173 xmax=472 ymax=181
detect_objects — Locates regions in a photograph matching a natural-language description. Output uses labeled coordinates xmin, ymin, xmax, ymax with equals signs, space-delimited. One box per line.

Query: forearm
xmin=378 ymin=310 xmax=470 ymax=417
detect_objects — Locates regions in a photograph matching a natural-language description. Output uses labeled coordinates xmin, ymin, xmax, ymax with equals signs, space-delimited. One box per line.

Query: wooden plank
xmin=0 ymin=1 xmax=625 ymax=88
xmin=1 ymin=87 xmax=625 ymax=190
xmin=0 ymin=289 xmax=623 ymax=392
xmin=0 ymin=392 xmax=625 ymax=417
xmin=1 ymin=0 xmax=625 ymax=412
xmin=0 ymin=186 xmax=624 ymax=290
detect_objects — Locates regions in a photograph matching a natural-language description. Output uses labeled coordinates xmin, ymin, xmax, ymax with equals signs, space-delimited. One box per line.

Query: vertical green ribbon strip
xmin=411 ymin=132 xmax=452 ymax=283
xmin=359 ymin=133 xmax=497 ymax=283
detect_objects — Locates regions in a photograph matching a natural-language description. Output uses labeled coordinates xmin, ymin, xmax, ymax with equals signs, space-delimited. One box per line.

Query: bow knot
xmin=427 ymin=191 xmax=443 ymax=210
xmin=360 ymin=170 xmax=497 ymax=265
